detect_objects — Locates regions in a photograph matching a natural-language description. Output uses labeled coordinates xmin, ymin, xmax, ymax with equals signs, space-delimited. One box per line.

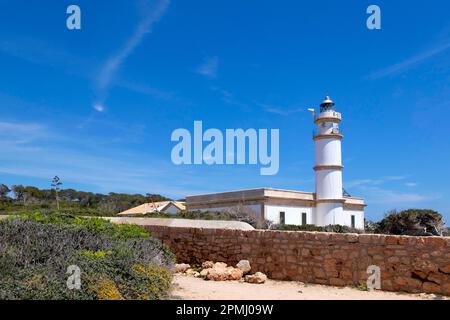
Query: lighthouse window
xmin=279 ymin=212 xmax=285 ymax=225
xmin=351 ymin=215 xmax=355 ymax=228
xmin=301 ymin=212 xmax=307 ymax=225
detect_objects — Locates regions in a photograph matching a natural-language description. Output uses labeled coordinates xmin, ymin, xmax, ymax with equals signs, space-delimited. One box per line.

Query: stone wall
xmin=144 ymin=225 xmax=450 ymax=295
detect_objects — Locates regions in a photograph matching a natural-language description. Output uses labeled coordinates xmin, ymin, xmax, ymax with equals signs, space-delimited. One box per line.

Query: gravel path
xmin=171 ymin=275 xmax=446 ymax=300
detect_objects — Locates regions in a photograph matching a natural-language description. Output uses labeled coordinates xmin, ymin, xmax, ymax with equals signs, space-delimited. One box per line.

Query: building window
xmin=351 ymin=215 xmax=355 ymax=229
xmin=301 ymin=212 xmax=307 ymax=225
xmin=279 ymin=212 xmax=285 ymax=225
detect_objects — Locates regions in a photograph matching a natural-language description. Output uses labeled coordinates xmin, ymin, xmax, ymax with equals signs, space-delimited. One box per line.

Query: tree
xmin=12 ymin=185 xmax=28 ymax=205
xmin=0 ymin=184 xmax=10 ymax=200
xmin=364 ymin=219 xmax=379 ymax=233
xmin=223 ymin=203 xmax=271 ymax=229
xmin=51 ymin=176 xmax=63 ymax=211
xmin=376 ymin=209 xmax=445 ymax=236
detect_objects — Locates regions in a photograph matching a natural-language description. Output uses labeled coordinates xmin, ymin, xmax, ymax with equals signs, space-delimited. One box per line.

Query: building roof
xmin=117 ymin=201 xmax=186 ymax=215
xmin=186 ymin=188 xmax=365 ymax=209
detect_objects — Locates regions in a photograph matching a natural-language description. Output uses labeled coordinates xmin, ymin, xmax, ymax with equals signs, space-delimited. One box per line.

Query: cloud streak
xmin=0 ymin=119 xmax=211 ymax=198
xmin=94 ymin=0 xmax=170 ymax=110
xmin=367 ymin=40 xmax=450 ymax=80
xmin=0 ymin=121 xmax=48 ymax=146
xmin=346 ymin=176 xmax=407 ymax=188
xmin=210 ymin=86 xmax=248 ymax=109
xmin=196 ymin=56 xmax=219 ymax=78
xmin=346 ymin=176 xmax=438 ymax=205
xmin=363 ymin=187 xmax=439 ymax=205
xmin=257 ymin=103 xmax=305 ymax=116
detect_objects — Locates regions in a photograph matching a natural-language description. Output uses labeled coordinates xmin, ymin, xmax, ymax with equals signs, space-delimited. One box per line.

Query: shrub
xmin=375 ymin=209 xmax=445 ymax=236
xmin=0 ymin=212 xmax=174 ymax=300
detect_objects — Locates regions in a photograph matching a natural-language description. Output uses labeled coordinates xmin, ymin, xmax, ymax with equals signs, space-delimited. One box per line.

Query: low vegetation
xmin=0 ymin=183 xmax=170 ymax=216
xmin=0 ymin=212 xmax=175 ymax=300
xmin=273 ymin=209 xmax=447 ymax=236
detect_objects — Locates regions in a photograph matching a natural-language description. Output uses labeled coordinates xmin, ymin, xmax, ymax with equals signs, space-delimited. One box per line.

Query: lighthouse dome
xmin=320 ymin=96 xmax=335 ymax=107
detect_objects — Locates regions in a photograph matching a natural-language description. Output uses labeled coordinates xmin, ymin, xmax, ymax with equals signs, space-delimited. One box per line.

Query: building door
xmin=351 ymin=215 xmax=355 ymax=228
xmin=302 ymin=212 xmax=307 ymax=225
xmin=279 ymin=212 xmax=285 ymax=225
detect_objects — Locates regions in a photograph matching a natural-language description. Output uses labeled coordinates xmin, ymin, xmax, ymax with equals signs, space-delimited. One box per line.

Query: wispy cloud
xmin=0 ymin=37 xmax=90 ymax=71
xmin=346 ymin=175 xmax=407 ymax=188
xmin=0 ymin=119 xmax=209 ymax=198
xmin=257 ymin=103 xmax=305 ymax=116
xmin=210 ymin=86 xmax=248 ymax=109
xmin=364 ymin=187 xmax=439 ymax=205
xmin=0 ymin=121 xmax=48 ymax=145
xmin=93 ymin=0 xmax=170 ymax=111
xmin=345 ymin=179 xmax=381 ymax=188
xmin=346 ymin=175 xmax=437 ymax=205
xmin=117 ymin=80 xmax=175 ymax=101
xmin=405 ymin=182 xmax=418 ymax=187
xmin=196 ymin=56 xmax=219 ymax=78
xmin=367 ymin=40 xmax=450 ymax=80
xmin=0 ymin=36 xmax=179 ymax=106
xmin=93 ymin=103 xmax=105 ymax=113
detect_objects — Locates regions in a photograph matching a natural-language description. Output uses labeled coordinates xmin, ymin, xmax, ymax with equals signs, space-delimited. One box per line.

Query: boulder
xmin=200 ymin=262 xmax=243 ymax=281
xmin=214 ymin=262 xmax=228 ymax=269
xmin=245 ymin=272 xmax=267 ymax=284
xmin=185 ymin=268 xmax=200 ymax=277
xmin=206 ymin=268 xmax=229 ymax=281
xmin=174 ymin=263 xmax=190 ymax=273
xmin=199 ymin=268 xmax=211 ymax=278
xmin=226 ymin=266 xmax=243 ymax=280
xmin=202 ymin=261 xmax=214 ymax=269
xmin=236 ymin=260 xmax=251 ymax=274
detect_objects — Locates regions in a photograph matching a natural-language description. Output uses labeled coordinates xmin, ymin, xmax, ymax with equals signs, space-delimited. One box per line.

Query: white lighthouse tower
xmin=313 ymin=96 xmax=345 ymax=226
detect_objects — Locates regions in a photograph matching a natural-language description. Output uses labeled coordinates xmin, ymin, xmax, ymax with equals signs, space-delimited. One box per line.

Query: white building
xmin=186 ymin=96 xmax=366 ymax=229
xmin=118 ymin=201 xmax=186 ymax=215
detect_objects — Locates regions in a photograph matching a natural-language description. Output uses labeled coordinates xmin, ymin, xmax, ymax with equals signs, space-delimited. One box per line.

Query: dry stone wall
xmin=144 ymin=225 xmax=450 ymax=295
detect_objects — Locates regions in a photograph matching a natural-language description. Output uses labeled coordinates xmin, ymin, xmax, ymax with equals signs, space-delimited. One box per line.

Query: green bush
xmin=375 ymin=209 xmax=445 ymax=236
xmin=0 ymin=212 xmax=174 ymax=300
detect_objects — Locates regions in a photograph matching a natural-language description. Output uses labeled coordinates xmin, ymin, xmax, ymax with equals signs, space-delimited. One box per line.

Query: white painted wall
xmin=315 ymin=202 xmax=343 ymax=226
xmin=196 ymin=204 xmax=262 ymax=216
xmin=314 ymin=138 xmax=342 ymax=166
xmin=192 ymin=203 xmax=364 ymax=229
xmin=315 ymin=169 xmax=343 ymax=199
xmin=343 ymin=209 xmax=365 ymax=229
xmin=265 ymin=205 xmax=313 ymax=225
xmin=164 ymin=204 xmax=181 ymax=214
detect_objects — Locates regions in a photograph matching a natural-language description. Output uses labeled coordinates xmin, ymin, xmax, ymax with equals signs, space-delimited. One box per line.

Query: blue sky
xmin=0 ymin=0 xmax=449 ymax=222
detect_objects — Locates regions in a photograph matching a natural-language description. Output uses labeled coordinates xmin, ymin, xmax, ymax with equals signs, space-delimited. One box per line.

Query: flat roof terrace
xmin=186 ymin=188 xmax=365 ymax=209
